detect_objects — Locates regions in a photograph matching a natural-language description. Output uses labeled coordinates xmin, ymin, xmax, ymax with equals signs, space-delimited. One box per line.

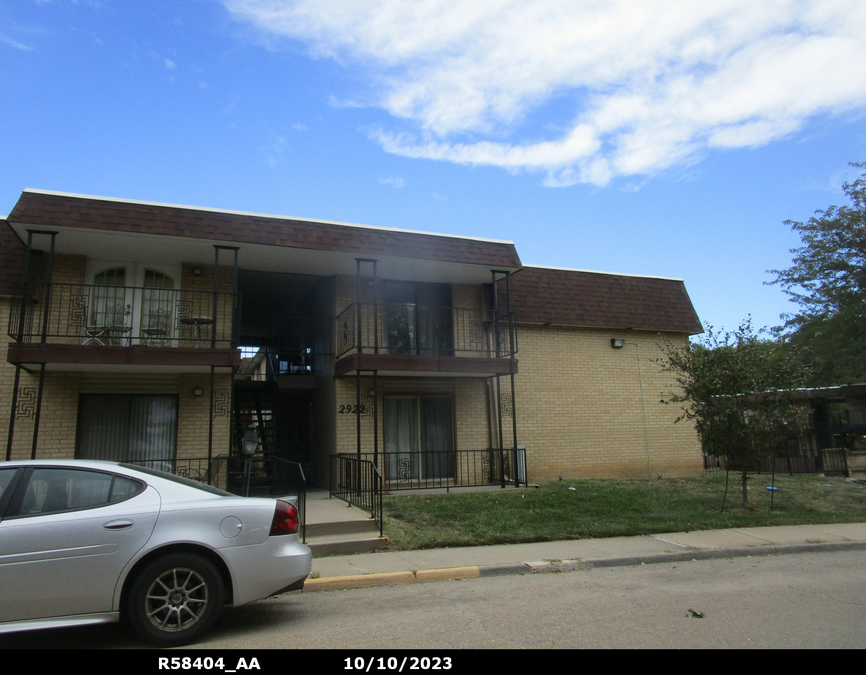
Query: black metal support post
xmin=354 ymin=259 xmax=378 ymax=460
xmin=485 ymin=376 xmax=494 ymax=451
xmin=21 ymin=231 xmax=57 ymax=460
xmin=212 ymin=245 xmax=240 ymax=349
xmin=30 ymin=364 xmax=46 ymax=460
xmin=39 ymin=233 xmax=56 ymax=343
xmin=373 ymin=370 xmax=378 ymax=470
xmin=356 ymin=369 xmax=361 ymax=459
xmin=3 ymin=226 xmax=43 ymax=460
xmin=491 ymin=270 xmax=505 ymax=487
xmin=505 ymin=271 xmax=519 ymax=486
xmin=208 ymin=365 xmax=215 ymax=467
xmin=5 ymin=365 xmax=22 ymax=461
xmin=209 ymin=246 xmax=239 ymax=478
xmin=355 ymin=260 xmax=363 ymax=460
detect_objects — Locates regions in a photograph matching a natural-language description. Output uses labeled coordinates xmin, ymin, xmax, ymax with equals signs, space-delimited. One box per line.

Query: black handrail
xmin=330 ymin=454 xmax=383 ymax=537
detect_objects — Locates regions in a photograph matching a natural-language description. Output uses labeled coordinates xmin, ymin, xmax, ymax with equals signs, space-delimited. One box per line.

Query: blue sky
xmin=2 ymin=0 xmax=865 ymax=333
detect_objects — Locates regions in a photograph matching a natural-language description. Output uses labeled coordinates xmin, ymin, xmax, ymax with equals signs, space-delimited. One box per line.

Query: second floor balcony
xmin=335 ymin=302 xmax=518 ymax=376
xmin=7 ymin=282 xmax=240 ymax=369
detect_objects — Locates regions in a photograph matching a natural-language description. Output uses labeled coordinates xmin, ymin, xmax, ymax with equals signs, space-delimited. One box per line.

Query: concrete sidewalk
xmin=303 ymin=522 xmax=866 ymax=592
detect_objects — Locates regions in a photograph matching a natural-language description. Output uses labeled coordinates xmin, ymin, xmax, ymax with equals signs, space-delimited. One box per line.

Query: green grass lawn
xmin=380 ymin=473 xmax=866 ymax=550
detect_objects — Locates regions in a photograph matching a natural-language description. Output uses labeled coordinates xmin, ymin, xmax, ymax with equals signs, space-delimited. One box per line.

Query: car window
xmin=120 ymin=463 xmax=233 ymax=496
xmin=0 ymin=468 xmax=17 ymax=502
xmin=17 ymin=468 xmax=144 ymax=517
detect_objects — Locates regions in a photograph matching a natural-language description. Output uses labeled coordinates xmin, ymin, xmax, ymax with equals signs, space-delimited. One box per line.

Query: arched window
xmin=88 ymin=267 xmax=129 ymax=344
xmin=141 ymin=269 xmax=175 ymax=345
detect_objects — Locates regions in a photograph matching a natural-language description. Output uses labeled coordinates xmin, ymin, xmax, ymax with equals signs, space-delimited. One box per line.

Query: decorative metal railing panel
xmin=336 ymin=303 xmax=516 ymax=359
xmin=8 ymin=282 xmax=239 ymax=348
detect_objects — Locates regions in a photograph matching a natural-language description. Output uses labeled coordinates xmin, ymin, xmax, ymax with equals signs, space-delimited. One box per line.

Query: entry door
xmin=384 ymin=396 xmax=454 ymax=482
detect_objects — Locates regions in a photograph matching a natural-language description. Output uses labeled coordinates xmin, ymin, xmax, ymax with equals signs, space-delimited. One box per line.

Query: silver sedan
xmin=0 ymin=460 xmax=311 ymax=646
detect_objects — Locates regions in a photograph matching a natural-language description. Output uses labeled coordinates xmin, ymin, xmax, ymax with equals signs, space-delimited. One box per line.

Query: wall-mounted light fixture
xmin=193 ymin=387 xmax=204 ymax=396
xmin=610 ymin=338 xmax=626 ymax=349
xmin=192 ymin=267 xmax=203 ymax=276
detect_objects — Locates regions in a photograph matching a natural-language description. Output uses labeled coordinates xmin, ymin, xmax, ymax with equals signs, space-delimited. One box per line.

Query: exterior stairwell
xmin=234 ymin=379 xmax=386 ymax=556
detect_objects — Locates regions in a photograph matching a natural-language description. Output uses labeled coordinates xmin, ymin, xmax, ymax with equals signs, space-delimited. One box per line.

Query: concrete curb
xmin=304 ymin=571 xmax=415 ymax=592
xmin=299 ymin=540 xmax=866 ymax=593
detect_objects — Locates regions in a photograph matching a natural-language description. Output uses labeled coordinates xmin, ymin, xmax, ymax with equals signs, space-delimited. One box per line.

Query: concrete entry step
xmin=304 ymin=487 xmax=387 ymax=557
xmin=306 ymin=518 xmax=381 ymax=538
xmin=308 ymin=534 xmax=389 ymax=557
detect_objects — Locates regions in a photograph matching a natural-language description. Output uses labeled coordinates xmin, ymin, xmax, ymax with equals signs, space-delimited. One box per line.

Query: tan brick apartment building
xmin=2 ymin=189 xmax=703 ymax=490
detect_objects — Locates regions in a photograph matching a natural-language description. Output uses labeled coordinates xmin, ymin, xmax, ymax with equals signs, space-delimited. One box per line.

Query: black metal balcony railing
xmin=338 ymin=448 xmax=526 ymax=491
xmin=238 ymin=314 xmax=333 ymax=379
xmin=336 ymin=303 xmax=517 ymax=359
xmin=8 ymin=282 xmax=239 ymax=348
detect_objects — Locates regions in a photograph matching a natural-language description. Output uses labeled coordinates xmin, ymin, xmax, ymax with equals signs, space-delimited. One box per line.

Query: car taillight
xmin=270 ymin=499 xmax=300 ymax=536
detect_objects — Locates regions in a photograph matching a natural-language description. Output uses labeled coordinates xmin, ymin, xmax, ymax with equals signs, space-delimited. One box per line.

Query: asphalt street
xmin=4 ymin=548 xmax=865 ymax=650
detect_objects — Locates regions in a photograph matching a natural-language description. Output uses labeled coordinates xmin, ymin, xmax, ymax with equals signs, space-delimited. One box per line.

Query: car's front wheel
xmin=127 ymin=553 xmax=224 ymax=646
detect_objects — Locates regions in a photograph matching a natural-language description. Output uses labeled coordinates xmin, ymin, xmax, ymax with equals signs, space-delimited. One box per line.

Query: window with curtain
xmin=384 ymin=396 xmax=454 ymax=481
xmin=76 ymin=395 xmax=178 ymax=469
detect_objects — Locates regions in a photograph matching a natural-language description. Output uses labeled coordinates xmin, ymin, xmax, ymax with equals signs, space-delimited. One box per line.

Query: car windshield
xmin=119 ymin=464 xmax=235 ymax=497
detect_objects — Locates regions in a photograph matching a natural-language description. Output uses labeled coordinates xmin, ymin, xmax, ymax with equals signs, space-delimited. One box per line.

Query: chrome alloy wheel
xmin=144 ymin=566 xmax=209 ymax=632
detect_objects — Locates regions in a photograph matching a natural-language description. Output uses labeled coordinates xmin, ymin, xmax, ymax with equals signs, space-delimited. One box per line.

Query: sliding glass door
xmin=384 ymin=396 xmax=454 ymax=482
xmin=383 ymin=282 xmax=454 ymax=356
xmin=76 ymin=395 xmax=178 ymax=469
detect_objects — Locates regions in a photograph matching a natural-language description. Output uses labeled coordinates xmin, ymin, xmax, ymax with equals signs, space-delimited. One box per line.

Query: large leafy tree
xmin=659 ymin=320 xmax=805 ymax=510
xmin=768 ymin=163 xmax=866 ymax=385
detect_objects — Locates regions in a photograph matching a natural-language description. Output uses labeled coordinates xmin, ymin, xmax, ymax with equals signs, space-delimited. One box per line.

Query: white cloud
xmin=1 ymin=35 xmax=34 ymax=51
xmin=264 ymin=135 xmax=288 ymax=166
xmin=378 ymin=176 xmax=405 ymax=188
xmin=224 ymin=0 xmax=866 ymax=186
xmin=328 ymin=95 xmax=363 ymax=109
xmin=164 ymin=58 xmax=177 ymax=70
xmin=293 ymin=122 xmax=307 ymax=131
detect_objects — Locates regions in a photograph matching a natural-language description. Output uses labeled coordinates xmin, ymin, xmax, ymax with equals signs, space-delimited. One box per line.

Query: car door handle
xmin=103 ymin=519 xmax=134 ymax=530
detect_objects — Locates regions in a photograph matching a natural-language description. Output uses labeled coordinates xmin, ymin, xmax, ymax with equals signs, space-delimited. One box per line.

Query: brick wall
xmin=177 ymin=373 xmax=232 ymax=458
xmin=451 ymin=284 xmax=483 ymax=311
xmin=512 ymin=325 xmax=702 ymax=479
xmin=1 ymin=340 xmax=82 ymax=461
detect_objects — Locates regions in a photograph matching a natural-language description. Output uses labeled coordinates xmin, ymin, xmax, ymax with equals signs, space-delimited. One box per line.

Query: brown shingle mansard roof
xmin=8 ymin=190 xmax=521 ymax=268
xmin=508 ymin=265 xmax=703 ymax=334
